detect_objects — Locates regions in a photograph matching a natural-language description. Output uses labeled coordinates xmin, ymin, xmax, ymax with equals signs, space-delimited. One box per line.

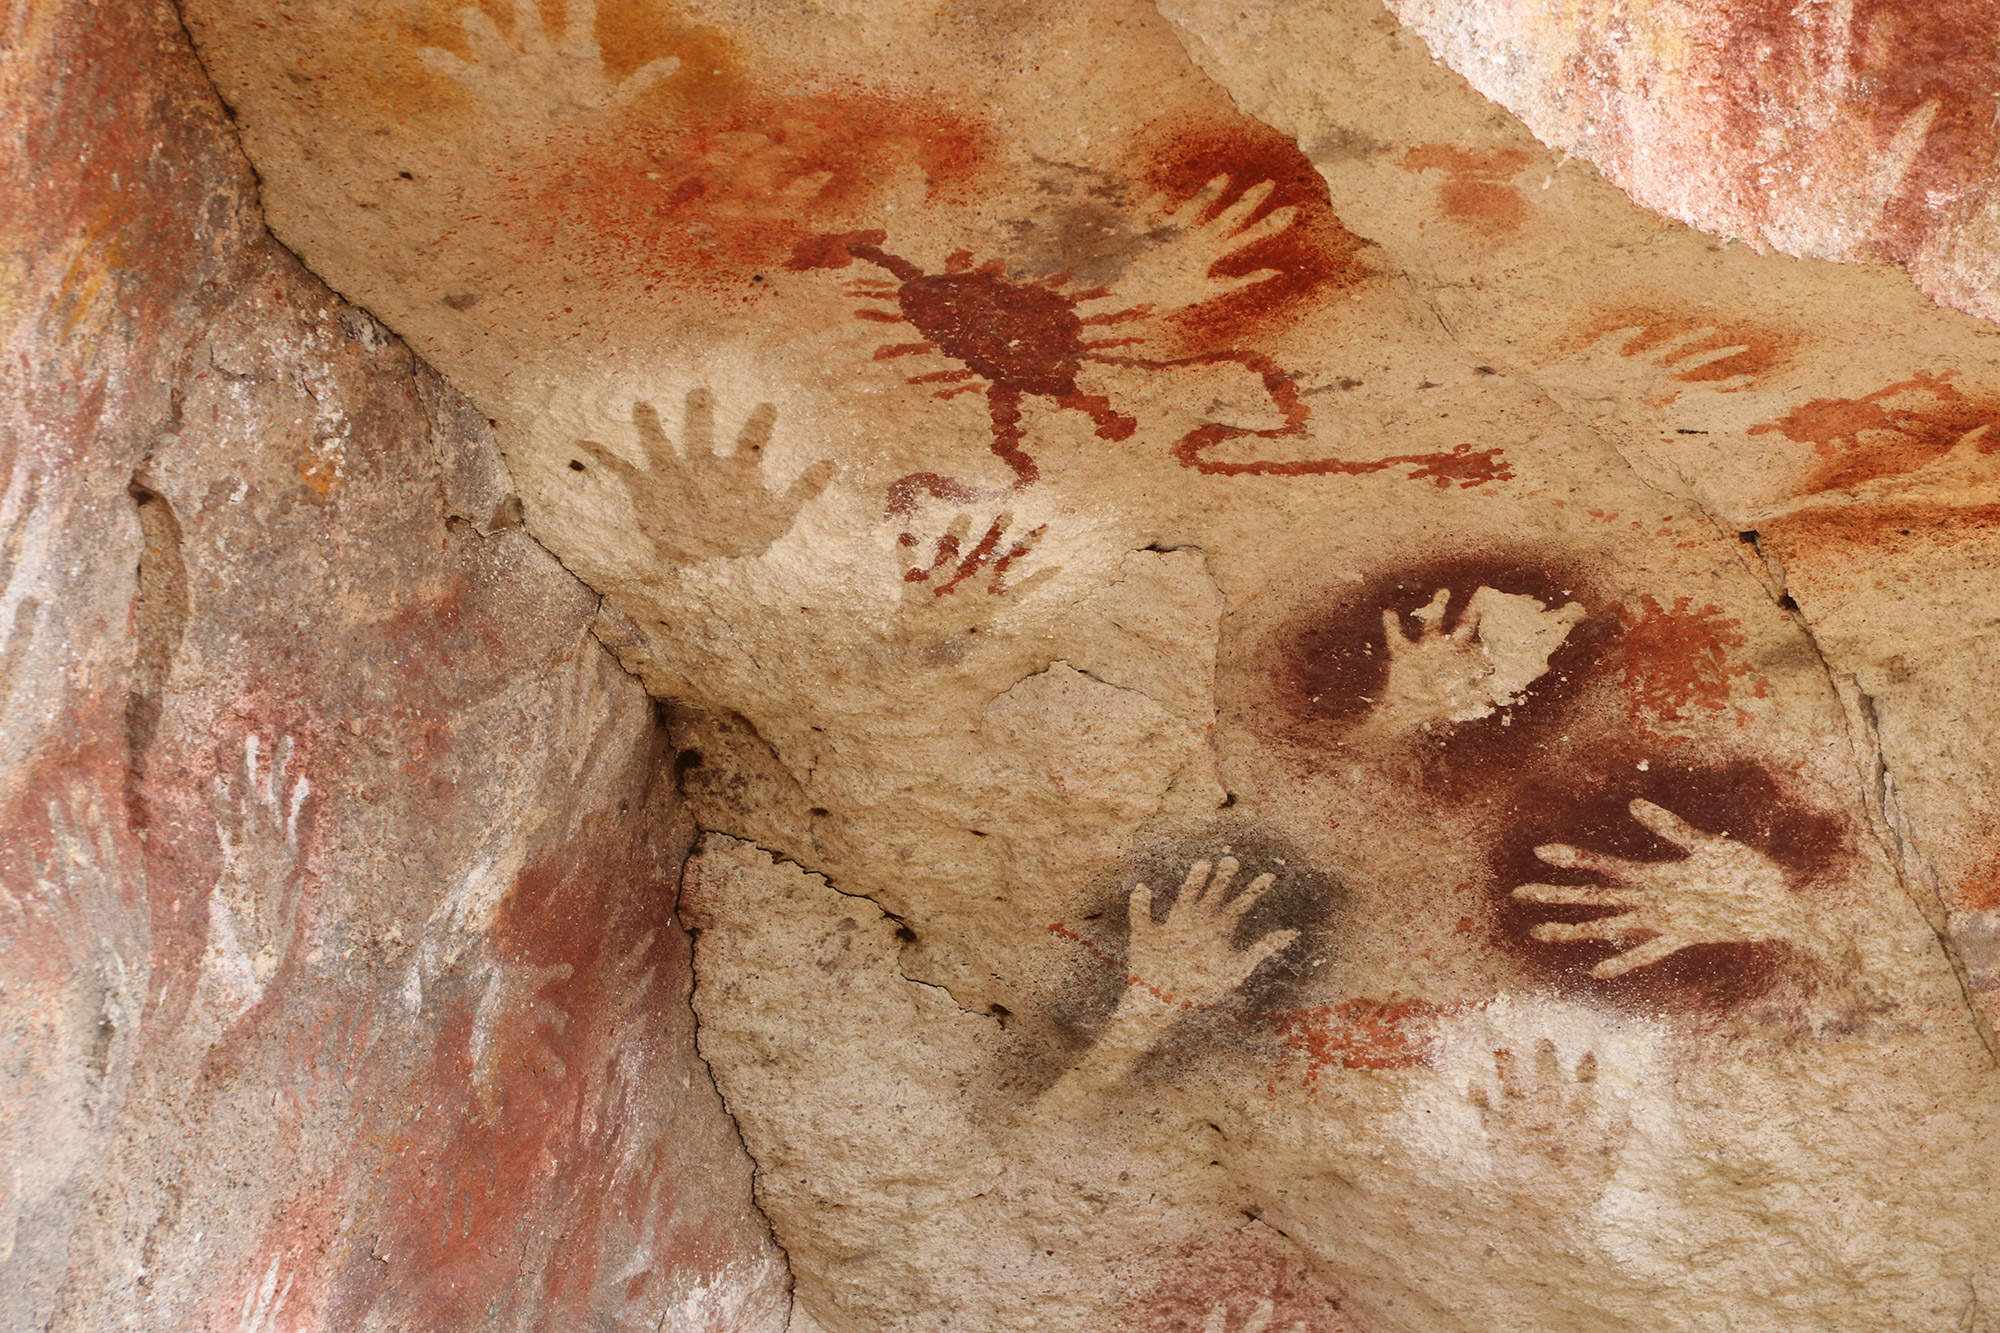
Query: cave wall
xmin=0 ymin=3 xmax=787 ymax=1328
xmin=7 ymin=0 xmax=2000 ymax=1330
xmin=1385 ymin=0 xmax=2000 ymax=324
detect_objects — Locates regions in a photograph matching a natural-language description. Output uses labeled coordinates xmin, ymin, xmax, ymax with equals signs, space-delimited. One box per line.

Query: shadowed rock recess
xmin=5 ymin=0 xmax=1997 ymax=1328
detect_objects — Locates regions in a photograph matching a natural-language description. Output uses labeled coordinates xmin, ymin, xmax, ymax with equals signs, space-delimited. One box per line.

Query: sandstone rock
xmin=10 ymin=0 xmax=2000 ymax=1328
xmin=1384 ymin=0 xmax=2000 ymax=325
xmin=1 ymin=3 xmax=786 ymax=1327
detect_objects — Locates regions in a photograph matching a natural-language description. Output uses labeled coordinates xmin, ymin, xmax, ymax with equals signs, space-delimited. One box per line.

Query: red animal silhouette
xmin=789 ymin=229 xmax=1512 ymax=591
xmin=791 ymin=232 xmax=1148 ymax=490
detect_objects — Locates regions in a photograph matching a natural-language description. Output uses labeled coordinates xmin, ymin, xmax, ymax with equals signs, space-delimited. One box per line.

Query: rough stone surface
xmin=11 ymin=0 xmax=2000 ymax=1329
xmin=1384 ymin=0 xmax=2000 ymax=325
xmin=1 ymin=3 xmax=786 ymax=1328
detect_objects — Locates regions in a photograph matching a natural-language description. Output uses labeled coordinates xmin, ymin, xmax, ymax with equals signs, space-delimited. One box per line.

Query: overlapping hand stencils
xmin=1364 ymin=585 xmax=1585 ymax=732
xmin=1041 ymin=856 xmax=1300 ymax=1109
xmin=1122 ymin=857 xmax=1300 ymax=1015
xmin=1467 ymin=1039 xmax=1626 ymax=1178
xmin=1094 ymin=175 xmax=1301 ymax=318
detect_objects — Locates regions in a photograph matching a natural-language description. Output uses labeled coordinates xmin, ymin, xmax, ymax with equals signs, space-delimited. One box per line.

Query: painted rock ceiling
xmin=6 ymin=0 xmax=2000 ymax=1329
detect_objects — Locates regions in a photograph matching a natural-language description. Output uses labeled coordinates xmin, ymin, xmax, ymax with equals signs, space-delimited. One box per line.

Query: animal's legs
xmin=1057 ymin=391 xmax=1137 ymax=442
xmin=985 ymin=384 xmax=1039 ymax=488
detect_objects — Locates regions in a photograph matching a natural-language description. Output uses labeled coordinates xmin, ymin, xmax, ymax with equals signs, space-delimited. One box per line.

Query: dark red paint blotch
xmin=1259 ymin=551 xmax=1613 ymax=788
xmin=1487 ymin=752 xmax=1851 ymax=1013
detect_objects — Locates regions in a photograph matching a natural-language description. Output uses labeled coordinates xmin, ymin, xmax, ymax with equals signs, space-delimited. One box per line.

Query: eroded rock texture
xmin=1 ymin=3 xmax=786 ymax=1328
xmin=1385 ymin=0 xmax=2000 ymax=324
xmin=9 ymin=0 xmax=2000 ymax=1329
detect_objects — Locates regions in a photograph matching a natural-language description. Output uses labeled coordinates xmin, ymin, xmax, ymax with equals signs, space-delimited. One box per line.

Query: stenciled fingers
xmin=1531 ymin=842 xmax=1652 ymax=878
xmin=1528 ymin=917 xmax=1652 ymax=945
xmin=683 ymin=386 xmax=717 ymax=454
xmin=1225 ymin=871 xmax=1279 ymax=921
xmin=736 ymin=401 xmax=778 ymax=453
xmin=1208 ymin=266 xmax=1285 ymax=297
xmin=1511 ymin=882 xmax=1638 ymax=908
xmin=1126 ymin=882 xmax=1154 ymax=940
xmin=1383 ymin=587 xmax=1485 ymax=645
xmin=632 ymin=391 xmax=785 ymax=463
xmin=1197 ymin=855 xmax=1240 ymax=910
xmin=1120 ymin=857 xmax=1300 ymax=1011
xmin=1592 ymin=935 xmax=1686 ymax=978
xmin=781 ymin=458 xmax=837 ymax=509
xmin=1125 ymin=176 xmax=1298 ymax=304
xmin=1490 ymin=1039 xmax=1561 ymax=1101
xmin=1174 ymin=857 xmax=1216 ymax=915
xmin=1380 ymin=607 xmax=1408 ymax=650
xmin=1412 ymin=586 xmax=1453 ymax=632
xmin=466 ymin=3 xmax=521 ymax=61
xmin=633 ymin=400 xmax=672 ymax=455
xmin=1530 ymin=1035 xmax=1563 ymax=1086
xmin=1240 ymin=927 xmax=1300 ymax=975
xmin=1210 ymin=178 xmax=1275 ymax=232
xmin=1157 ymin=175 xmax=1229 ymax=228
xmin=1625 ymin=797 xmax=1704 ymax=848
xmin=423 ymin=0 xmax=678 ymax=111
xmin=554 ymin=0 xmax=600 ymax=54
xmin=1449 ymin=592 xmax=1482 ymax=642
xmin=611 ymin=55 xmax=680 ymax=104
xmin=1220 ymin=203 xmax=1297 ymax=253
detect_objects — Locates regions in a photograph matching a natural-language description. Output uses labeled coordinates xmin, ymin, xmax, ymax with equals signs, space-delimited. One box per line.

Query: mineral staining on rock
xmin=1385 ymin=0 xmax=2000 ymax=325
xmin=11 ymin=0 xmax=2000 ymax=1329
xmin=1 ymin=4 xmax=787 ymax=1328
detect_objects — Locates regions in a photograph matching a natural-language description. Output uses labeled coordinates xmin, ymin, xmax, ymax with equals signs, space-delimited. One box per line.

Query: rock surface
xmin=9 ymin=0 xmax=2000 ymax=1329
xmin=1385 ymin=0 xmax=2000 ymax=325
xmin=1 ymin=3 xmax=786 ymax=1328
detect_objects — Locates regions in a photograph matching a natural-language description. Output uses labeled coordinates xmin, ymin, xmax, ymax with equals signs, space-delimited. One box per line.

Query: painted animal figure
xmin=790 ymin=229 xmax=1513 ymax=498
xmin=792 ymin=232 xmax=1142 ymax=489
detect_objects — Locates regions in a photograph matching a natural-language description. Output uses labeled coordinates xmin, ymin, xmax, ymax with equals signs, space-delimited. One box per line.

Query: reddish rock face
xmin=0 ymin=3 xmax=786 ymax=1328
xmin=1389 ymin=0 xmax=2000 ymax=323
